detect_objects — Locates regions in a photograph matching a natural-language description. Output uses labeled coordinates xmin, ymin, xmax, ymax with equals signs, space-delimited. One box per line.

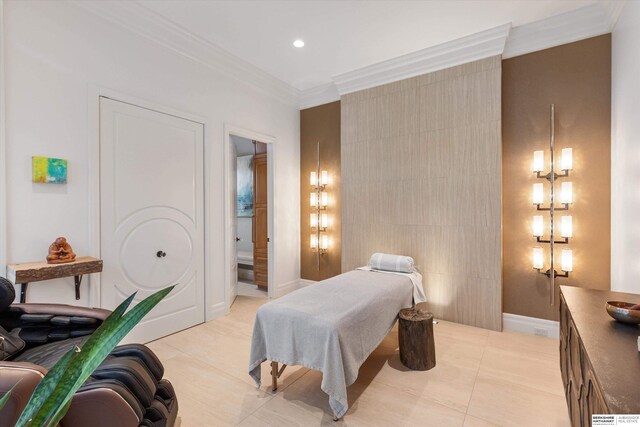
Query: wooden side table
xmin=398 ymin=307 xmax=436 ymax=371
xmin=6 ymin=257 xmax=103 ymax=303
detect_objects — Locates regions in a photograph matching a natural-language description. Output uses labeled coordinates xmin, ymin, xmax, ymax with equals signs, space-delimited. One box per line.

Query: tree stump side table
xmin=398 ymin=307 xmax=436 ymax=371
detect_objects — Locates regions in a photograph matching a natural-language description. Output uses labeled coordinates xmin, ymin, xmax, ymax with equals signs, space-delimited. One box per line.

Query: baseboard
xmin=298 ymin=279 xmax=317 ymax=287
xmin=503 ymin=313 xmax=559 ymax=339
xmin=207 ymin=301 xmax=226 ymax=320
xmin=275 ymin=280 xmax=300 ymax=298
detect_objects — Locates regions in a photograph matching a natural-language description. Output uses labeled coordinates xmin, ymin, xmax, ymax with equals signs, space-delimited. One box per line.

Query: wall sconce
xmin=531 ymin=104 xmax=574 ymax=305
xmin=532 ymin=247 xmax=544 ymax=270
xmin=310 ymin=142 xmax=330 ymax=266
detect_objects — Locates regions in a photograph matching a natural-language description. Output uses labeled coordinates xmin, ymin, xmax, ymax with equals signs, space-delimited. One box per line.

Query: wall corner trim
xmin=332 ymin=23 xmax=511 ymax=96
xmin=502 ymin=313 xmax=560 ymax=339
xmin=69 ymin=0 xmax=300 ymax=107
xmin=299 ymin=83 xmax=340 ymax=110
xmin=503 ymin=2 xmax=618 ymax=59
xmin=0 ymin=0 xmax=6 ymax=278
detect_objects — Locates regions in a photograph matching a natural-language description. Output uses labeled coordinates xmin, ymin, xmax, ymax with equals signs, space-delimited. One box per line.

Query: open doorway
xmin=225 ymin=126 xmax=276 ymax=311
xmin=231 ymin=135 xmax=269 ymax=300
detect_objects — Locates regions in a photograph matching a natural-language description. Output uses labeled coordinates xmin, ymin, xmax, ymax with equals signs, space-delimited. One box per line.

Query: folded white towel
xmin=368 ymin=253 xmax=415 ymax=273
xmin=357 ymin=266 xmax=427 ymax=304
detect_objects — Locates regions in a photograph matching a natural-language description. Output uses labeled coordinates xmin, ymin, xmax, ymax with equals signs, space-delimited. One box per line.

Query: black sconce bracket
xmin=535 ymin=203 xmax=569 ymax=211
xmin=536 ymin=170 xmax=570 ymax=181
xmin=536 ymin=236 xmax=569 ymax=245
xmin=535 ymin=268 xmax=569 ymax=279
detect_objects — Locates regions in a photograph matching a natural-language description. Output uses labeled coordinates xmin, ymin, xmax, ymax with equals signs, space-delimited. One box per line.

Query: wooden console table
xmin=560 ymin=286 xmax=640 ymax=426
xmin=6 ymin=257 xmax=103 ymax=303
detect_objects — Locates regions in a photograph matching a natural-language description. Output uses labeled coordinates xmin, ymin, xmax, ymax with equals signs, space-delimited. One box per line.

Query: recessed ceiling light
xmin=293 ymin=39 xmax=305 ymax=48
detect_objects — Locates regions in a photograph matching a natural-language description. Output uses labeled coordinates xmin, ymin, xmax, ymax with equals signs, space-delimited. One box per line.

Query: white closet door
xmin=100 ymin=97 xmax=205 ymax=343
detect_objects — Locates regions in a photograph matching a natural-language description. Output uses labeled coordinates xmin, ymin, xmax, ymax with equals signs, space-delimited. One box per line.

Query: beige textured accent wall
xmin=341 ymin=56 xmax=503 ymax=331
xmin=503 ymin=35 xmax=611 ymax=321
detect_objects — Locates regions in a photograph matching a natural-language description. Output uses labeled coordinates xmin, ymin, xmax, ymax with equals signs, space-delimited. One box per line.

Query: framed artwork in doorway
xmin=237 ymin=155 xmax=253 ymax=217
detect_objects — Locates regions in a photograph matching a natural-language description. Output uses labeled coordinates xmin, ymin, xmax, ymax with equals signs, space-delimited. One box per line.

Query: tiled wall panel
xmin=341 ymin=56 xmax=502 ymax=331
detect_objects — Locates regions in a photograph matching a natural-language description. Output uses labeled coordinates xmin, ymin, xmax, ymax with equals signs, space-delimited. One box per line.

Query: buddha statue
xmin=46 ymin=237 xmax=76 ymax=264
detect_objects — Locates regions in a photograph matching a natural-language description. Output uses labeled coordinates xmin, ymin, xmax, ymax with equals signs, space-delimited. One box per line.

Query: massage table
xmin=248 ymin=267 xmax=424 ymax=419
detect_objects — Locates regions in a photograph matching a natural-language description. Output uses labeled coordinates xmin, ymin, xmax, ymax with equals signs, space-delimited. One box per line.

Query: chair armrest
xmin=64 ymin=381 xmax=144 ymax=427
xmin=0 ymin=362 xmax=46 ymax=427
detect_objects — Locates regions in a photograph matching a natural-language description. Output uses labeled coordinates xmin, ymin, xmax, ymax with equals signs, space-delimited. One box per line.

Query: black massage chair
xmin=0 ymin=277 xmax=178 ymax=426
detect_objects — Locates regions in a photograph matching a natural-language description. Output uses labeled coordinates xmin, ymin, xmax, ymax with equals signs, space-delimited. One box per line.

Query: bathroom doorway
xmin=230 ymin=135 xmax=270 ymax=301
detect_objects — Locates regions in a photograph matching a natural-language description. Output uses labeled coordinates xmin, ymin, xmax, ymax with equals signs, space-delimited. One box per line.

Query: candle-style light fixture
xmin=310 ymin=142 xmax=330 ymax=269
xmin=531 ymin=104 xmax=574 ymax=305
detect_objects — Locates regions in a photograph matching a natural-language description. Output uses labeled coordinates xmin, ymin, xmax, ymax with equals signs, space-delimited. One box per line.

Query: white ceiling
xmin=138 ymin=0 xmax=596 ymax=91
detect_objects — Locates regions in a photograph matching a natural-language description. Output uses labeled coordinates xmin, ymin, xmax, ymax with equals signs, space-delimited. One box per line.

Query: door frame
xmin=88 ymin=86 xmax=213 ymax=318
xmin=0 ymin=1 xmax=6 ymax=278
xmin=223 ymin=124 xmax=276 ymax=311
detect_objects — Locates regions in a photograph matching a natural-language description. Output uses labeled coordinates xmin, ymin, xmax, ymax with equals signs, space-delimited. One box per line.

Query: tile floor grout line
xmin=234 ymin=367 xmax=314 ymax=426
xmin=463 ymin=333 xmax=489 ymax=415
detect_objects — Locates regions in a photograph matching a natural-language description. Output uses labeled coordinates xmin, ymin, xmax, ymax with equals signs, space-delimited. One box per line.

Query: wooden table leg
xmin=20 ymin=283 xmax=28 ymax=303
xmin=271 ymin=361 xmax=278 ymax=391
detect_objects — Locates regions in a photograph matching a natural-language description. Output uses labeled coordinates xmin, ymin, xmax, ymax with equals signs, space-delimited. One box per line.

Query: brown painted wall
xmin=502 ymin=35 xmax=611 ymax=321
xmin=300 ymin=101 xmax=342 ymax=281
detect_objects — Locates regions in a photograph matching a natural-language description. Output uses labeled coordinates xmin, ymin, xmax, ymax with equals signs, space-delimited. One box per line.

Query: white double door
xmin=100 ymin=97 xmax=205 ymax=343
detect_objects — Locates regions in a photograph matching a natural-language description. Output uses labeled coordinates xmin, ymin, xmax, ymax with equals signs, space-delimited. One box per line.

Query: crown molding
xmin=503 ymin=1 xmax=622 ymax=59
xmin=67 ymin=1 xmax=624 ymax=108
xmin=299 ymin=83 xmax=340 ymax=110
xmin=69 ymin=0 xmax=300 ymax=107
xmin=604 ymin=0 xmax=626 ymax=31
xmin=332 ymin=23 xmax=511 ymax=96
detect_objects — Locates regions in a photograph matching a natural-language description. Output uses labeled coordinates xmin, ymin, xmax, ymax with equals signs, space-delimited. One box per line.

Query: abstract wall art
xmin=32 ymin=156 xmax=68 ymax=184
xmin=237 ymin=155 xmax=253 ymax=217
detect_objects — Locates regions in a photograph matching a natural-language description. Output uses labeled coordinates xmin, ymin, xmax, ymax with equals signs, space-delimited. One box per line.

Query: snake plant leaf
xmin=17 ymin=286 xmax=172 ymax=427
xmin=0 ymin=384 xmax=15 ymax=411
xmin=14 ymin=292 xmax=137 ymax=427
xmin=14 ymin=345 xmax=77 ymax=427
xmin=46 ymin=397 xmax=73 ymax=427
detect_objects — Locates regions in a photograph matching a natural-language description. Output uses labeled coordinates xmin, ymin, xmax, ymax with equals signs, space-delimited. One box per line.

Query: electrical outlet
xmin=534 ymin=327 xmax=549 ymax=337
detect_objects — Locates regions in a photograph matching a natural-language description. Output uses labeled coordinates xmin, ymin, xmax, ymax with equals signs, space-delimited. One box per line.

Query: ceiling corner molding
xmin=503 ymin=2 xmax=616 ymax=59
xmin=68 ymin=0 xmax=300 ymax=107
xmin=332 ymin=23 xmax=511 ymax=96
xmin=604 ymin=0 xmax=627 ymax=31
xmin=299 ymin=83 xmax=340 ymax=110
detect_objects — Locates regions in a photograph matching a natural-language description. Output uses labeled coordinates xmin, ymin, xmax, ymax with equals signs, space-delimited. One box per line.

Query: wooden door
xmin=100 ymin=97 xmax=205 ymax=343
xmin=253 ymin=152 xmax=268 ymax=289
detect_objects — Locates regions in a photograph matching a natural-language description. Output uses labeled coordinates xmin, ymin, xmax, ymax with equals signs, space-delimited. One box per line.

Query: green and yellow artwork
xmin=32 ymin=156 xmax=68 ymax=184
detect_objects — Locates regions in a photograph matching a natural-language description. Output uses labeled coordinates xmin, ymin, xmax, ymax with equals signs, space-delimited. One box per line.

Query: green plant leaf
xmin=0 ymin=384 xmax=15 ymax=411
xmin=17 ymin=287 xmax=173 ymax=427
xmin=45 ymin=397 xmax=72 ymax=427
xmin=14 ymin=345 xmax=77 ymax=427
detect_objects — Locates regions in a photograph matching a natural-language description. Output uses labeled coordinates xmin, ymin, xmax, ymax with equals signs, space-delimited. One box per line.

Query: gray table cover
xmin=248 ymin=269 xmax=414 ymax=418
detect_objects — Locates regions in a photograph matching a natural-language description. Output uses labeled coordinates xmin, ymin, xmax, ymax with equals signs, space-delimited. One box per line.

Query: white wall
xmin=2 ymin=1 xmax=300 ymax=313
xmin=611 ymin=1 xmax=640 ymax=294
xmin=237 ymin=217 xmax=253 ymax=254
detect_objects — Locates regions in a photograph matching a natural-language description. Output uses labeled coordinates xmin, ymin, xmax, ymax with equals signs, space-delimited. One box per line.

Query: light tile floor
xmin=237 ymin=281 xmax=268 ymax=299
xmin=147 ymin=296 xmax=570 ymax=427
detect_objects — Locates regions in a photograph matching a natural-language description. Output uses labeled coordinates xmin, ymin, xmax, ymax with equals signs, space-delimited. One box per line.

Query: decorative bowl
xmin=606 ymin=301 xmax=640 ymax=325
